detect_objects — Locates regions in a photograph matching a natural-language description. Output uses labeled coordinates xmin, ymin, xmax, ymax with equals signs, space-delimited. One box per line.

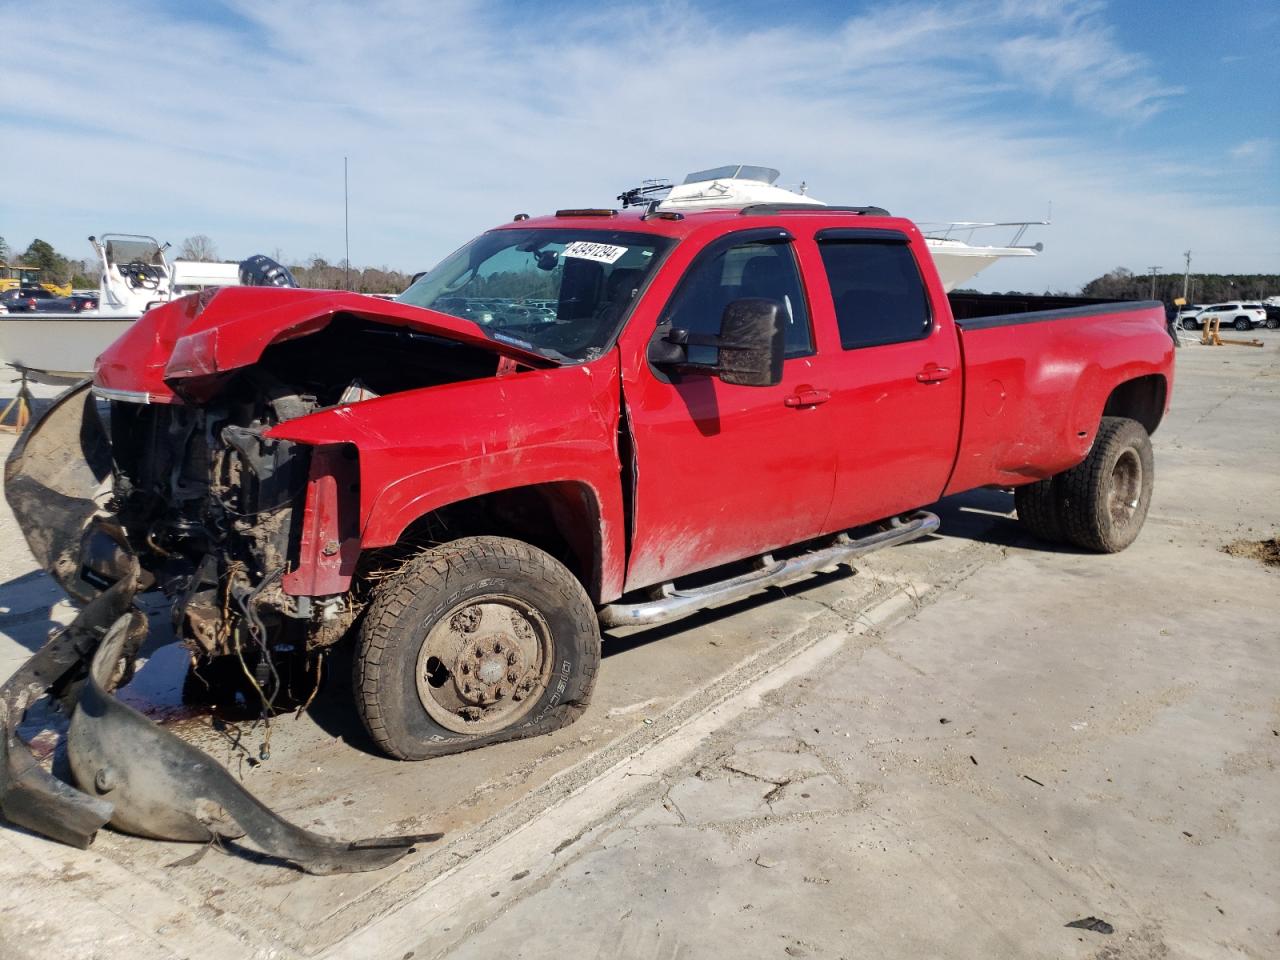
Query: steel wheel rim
xmin=1107 ymin=449 xmax=1143 ymax=527
xmin=415 ymin=594 xmax=554 ymax=735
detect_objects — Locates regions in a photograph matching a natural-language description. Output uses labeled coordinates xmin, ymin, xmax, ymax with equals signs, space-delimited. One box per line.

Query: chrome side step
xmin=598 ymin=511 xmax=940 ymax=629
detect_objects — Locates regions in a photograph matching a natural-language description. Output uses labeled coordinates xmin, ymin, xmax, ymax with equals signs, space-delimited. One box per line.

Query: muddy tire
xmin=1056 ymin=417 xmax=1154 ymax=553
xmin=354 ymin=536 xmax=600 ymax=760
xmin=1014 ymin=477 xmax=1064 ymax=543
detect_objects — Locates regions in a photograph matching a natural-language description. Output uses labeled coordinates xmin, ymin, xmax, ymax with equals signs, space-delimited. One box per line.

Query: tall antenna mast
xmin=344 ymin=156 xmax=350 ymax=291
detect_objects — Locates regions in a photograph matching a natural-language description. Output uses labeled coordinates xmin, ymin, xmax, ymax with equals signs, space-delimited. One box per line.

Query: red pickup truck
xmin=2 ymin=203 xmax=1172 ymax=858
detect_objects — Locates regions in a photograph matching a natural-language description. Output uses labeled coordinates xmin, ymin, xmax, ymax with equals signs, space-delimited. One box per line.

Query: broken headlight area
xmin=104 ymin=313 xmax=505 ymax=706
xmin=104 ymin=375 xmax=331 ymax=709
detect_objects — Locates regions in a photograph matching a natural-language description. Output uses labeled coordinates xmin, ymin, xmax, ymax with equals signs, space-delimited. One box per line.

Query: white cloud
xmin=991 ymin=0 xmax=1182 ymax=121
xmin=1230 ymin=139 xmax=1274 ymax=161
xmin=2 ymin=0 xmax=1275 ymax=290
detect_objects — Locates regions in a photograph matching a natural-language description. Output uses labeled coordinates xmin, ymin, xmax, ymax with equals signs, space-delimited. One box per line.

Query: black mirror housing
xmin=716 ymin=298 xmax=785 ymax=387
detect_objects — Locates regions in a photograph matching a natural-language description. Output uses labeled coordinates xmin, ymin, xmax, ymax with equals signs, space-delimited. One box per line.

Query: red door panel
xmin=619 ymin=231 xmax=839 ymax=591
xmin=622 ymin=356 xmax=837 ymax=591
xmin=823 ymin=330 xmax=962 ymax=530
xmin=805 ymin=232 xmax=963 ymax=530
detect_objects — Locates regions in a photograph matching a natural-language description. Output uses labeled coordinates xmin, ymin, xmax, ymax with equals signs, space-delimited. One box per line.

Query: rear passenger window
xmin=662 ymin=239 xmax=812 ymax=364
xmin=818 ymin=239 xmax=932 ymax=350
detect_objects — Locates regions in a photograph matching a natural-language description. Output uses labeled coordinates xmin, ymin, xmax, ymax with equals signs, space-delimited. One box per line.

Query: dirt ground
xmin=1 ymin=332 xmax=1277 ymax=959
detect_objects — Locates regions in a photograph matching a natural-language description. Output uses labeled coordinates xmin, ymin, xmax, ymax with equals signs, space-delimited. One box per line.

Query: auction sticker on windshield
xmin=562 ymin=241 xmax=628 ymax=264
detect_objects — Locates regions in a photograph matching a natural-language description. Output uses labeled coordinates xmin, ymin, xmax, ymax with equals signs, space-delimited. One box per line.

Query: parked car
xmin=0 ymin=287 xmax=79 ymax=313
xmin=1263 ymin=304 xmax=1280 ymax=330
xmin=1175 ymin=305 xmax=1204 ymax=327
xmin=1182 ymin=301 xmax=1267 ymax=331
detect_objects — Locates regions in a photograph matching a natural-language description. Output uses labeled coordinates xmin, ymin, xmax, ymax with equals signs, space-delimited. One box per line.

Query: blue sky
xmin=2 ymin=0 xmax=1276 ymax=292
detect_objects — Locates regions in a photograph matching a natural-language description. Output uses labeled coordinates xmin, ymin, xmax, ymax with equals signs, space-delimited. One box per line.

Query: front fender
xmin=268 ymin=357 xmax=627 ymax=601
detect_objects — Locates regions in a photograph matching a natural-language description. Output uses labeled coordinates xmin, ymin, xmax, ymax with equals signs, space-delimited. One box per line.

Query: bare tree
xmin=178 ymin=235 xmax=218 ymax=261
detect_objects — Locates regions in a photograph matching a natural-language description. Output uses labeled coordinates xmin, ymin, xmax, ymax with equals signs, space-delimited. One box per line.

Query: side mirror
xmin=714 ymin=298 xmax=786 ymax=387
xmin=647 ymin=298 xmax=787 ymax=387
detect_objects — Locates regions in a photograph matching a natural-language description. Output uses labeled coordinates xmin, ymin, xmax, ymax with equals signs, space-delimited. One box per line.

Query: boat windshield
xmin=103 ymin=236 xmax=165 ymax=266
xmin=398 ymin=228 xmax=673 ymax=362
xmin=683 ymin=165 xmax=779 ymax=185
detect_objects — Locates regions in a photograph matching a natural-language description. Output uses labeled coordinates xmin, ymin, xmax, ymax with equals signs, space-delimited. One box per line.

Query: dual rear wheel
xmin=1015 ymin=416 xmax=1154 ymax=553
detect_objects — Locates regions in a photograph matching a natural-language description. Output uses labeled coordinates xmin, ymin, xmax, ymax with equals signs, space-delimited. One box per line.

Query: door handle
xmin=784 ymin=389 xmax=831 ymax=408
xmin=916 ymin=364 xmax=952 ymax=383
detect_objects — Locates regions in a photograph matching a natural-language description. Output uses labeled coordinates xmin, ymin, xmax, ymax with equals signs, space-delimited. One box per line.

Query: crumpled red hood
xmin=93 ymin=287 xmax=553 ymax=401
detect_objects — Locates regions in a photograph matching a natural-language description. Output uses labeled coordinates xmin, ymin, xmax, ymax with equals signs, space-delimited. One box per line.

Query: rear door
xmin=621 ymin=228 xmax=839 ymax=591
xmin=811 ymin=228 xmax=963 ymax=530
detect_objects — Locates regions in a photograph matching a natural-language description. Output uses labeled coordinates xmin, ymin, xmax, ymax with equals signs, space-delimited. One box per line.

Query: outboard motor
xmin=238 ymin=254 xmax=298 ymax=288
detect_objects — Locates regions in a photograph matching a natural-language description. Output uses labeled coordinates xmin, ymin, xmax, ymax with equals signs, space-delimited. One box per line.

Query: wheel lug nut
xmin=507 ymin=670 xmax=517 ymax=682
xmin=461 ymin=663 xmax=470 ymax=674
xmin=493 ymin=641 xmax=503 ymax=653
xmin=474 ymin=646 xmax=483 ymax=658
xmin=507 ymin=651 xmax=517 ymax=664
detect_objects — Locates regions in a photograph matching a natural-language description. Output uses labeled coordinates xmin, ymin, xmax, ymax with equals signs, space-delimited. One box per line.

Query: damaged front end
xmin=1 ymin=287 xmax=557 ymax=866
xmin=0 ymin=381 xmax=436 ymax=871
xmin=0 ymin=304 xmax=516 ymax=867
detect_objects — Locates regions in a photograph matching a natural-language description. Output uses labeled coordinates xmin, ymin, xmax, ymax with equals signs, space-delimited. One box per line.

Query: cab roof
xmin=492 ymin=205 xmax=915 ymax=241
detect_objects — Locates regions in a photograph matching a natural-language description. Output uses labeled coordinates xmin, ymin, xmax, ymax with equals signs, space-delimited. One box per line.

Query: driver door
xmin=621 ymin=230 xmax=839 ymax=591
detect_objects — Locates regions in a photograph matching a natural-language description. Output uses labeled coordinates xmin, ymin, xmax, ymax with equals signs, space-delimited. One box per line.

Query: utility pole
xmin=1182 ymin=250 xmax=1191 ymax=304
xmin=344 ymin=156 xmax=350 ymax=292
xmin=1148 ymin=265 xmax=1161 ymax=300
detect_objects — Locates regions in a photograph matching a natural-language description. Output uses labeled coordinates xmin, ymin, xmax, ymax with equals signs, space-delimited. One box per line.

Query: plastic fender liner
xmin=3 ymin=381 xmax=112 ymax=603
xmin=66 ymin=614 xmax=442 ymax=875
xmin=0 ymin=572 xmax=141 ymax=848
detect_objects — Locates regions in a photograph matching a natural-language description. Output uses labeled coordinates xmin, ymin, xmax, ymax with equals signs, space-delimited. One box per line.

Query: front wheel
xmin=354 ymin=536 xmax=600 ymax=760
xmin=1056 ymin=417 xmax=1154 ymax=552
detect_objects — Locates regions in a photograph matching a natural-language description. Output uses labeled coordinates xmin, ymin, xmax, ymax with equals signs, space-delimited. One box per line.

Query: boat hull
xmin=0 ymin=314 xmax=137 ymax=384
xmin=925 ymin=240 xmax=1037 ymax=293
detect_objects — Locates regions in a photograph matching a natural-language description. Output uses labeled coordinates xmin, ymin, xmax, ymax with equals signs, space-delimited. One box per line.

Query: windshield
xmin=103 ymin=236 xmax=164 ymax=266
xmin=397 ymin=228 xmax=673 ymax=361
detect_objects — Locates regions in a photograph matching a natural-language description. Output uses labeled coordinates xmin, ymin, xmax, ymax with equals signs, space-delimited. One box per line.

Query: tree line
xmin=1079 ymin=267 xmax=1277 ymax=305
xmin=0 ymin=236 xmax=98 ymax=287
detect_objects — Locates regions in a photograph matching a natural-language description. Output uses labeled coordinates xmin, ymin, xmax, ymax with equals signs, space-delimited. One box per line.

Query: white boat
xmin=650 ymin=166 xmax=1046 ymax=292
xmin=0 ymin=233 xmax=242 ymax=384
xmin=916 ymin=222 xmax=1045 ymax=291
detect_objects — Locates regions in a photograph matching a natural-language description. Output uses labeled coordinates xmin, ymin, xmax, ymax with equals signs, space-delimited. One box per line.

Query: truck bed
xmin=943 ymin=297 xmax=1172 ymax=494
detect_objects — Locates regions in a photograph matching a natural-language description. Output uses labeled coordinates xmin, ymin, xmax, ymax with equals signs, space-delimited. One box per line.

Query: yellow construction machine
xmin=0 ymin=261 xmax=72 ymax=297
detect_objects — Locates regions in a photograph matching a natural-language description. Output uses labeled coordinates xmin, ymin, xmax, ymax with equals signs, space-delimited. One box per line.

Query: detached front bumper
xmin=0 ymin=383 xmax=439 ymax=873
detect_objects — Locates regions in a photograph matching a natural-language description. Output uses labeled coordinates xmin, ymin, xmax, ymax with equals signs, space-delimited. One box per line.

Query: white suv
xmin=1181 ymin=302 xmax=1267 ymax=331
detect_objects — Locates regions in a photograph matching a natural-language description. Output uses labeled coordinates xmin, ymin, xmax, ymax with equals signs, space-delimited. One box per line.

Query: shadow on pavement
xmin=0 ymin=569 xmax=63 ymax=654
